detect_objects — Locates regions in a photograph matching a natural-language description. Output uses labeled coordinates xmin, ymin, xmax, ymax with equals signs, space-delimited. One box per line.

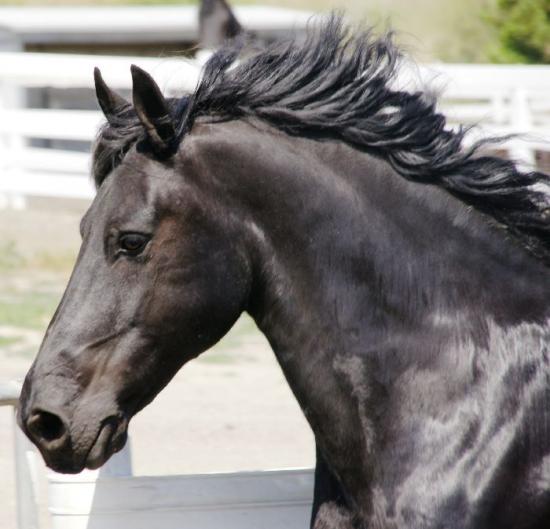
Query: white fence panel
xmin=2 ymin=381 xmax=314 ymax=529
xmin=1 ymin=51 xmax=549 ymax=206
xmin=2 ymin=380 xmax=313 ymax=529
xmin=413 ymin=63 xmax=550 ymax=167
xmin=0 ymin=52 xmax=201 ymax=205
xmin=0 ymin=52 xmax=199 ymax=91
xmin=48 ymin=468 xmax=313 ymax=529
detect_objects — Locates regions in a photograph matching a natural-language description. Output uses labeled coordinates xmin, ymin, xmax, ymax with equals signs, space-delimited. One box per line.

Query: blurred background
xmin=0 ymin=0 xmax=548 ymax=527
xmin=1 ymin=0 xmax=549 ymax=62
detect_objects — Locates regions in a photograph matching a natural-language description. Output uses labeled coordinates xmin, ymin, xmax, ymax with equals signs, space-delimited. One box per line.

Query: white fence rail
xmin=1 ymin=381 xmax=314 ymax=529
xmin=418 ymin=63 xmax=550 ymax=165
xmin=0 ymin=52 xmax=549 ymax=206
xmin=0 ymin=51 xmax=200 ymax=205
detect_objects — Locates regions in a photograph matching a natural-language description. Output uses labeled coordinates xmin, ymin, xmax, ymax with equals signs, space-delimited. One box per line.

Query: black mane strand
xmin=93 ymin=16 xmax=550 ymax=264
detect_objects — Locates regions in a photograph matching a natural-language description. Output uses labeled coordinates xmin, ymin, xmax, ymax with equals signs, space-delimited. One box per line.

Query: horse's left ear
xmin=130 ymin=64 xmax=176 ymax=155
xmin=94 ymin=67 xmax=130 ymax=123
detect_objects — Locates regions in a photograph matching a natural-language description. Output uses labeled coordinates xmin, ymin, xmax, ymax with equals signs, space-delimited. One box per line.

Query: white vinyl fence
xmin=0 ymin=52 xmax=200 ymax=207
xmin=1 ymin=381 xmax=314 ymax=529
xmin=0 ymin=52 xmax=549 ymax=208
xmin=419 ymin=63 xmax=550 ymax=166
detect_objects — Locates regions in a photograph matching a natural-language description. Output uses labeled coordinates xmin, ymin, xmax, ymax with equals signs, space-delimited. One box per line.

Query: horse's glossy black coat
xmin=19 ymin=18 xmax=550 ymax=529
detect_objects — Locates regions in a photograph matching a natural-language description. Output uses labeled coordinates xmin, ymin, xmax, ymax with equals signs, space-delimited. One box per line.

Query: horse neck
xmin=192 ymin=121 xmax=546 ymax=329
xmin=183 ymin=119 xmax=549 ymax=497
xmin=186 ymin=117 xmax=548 ymax=372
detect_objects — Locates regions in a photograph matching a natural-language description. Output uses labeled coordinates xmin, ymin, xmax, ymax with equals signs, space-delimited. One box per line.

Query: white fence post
xmin=509 ymin=88 xmax=535 ymax=169
xmin=0 ymin=78 xmax=27 ymax=210
xmin=14 ymin=411 xmax=41 ymax=529
xmin=491 ymin=91 xmax=506 ymax=125
xmin=1 ymin=381 xmax=40 ymax=529
xmin=0 ymin=28 xmax=26 ymax=209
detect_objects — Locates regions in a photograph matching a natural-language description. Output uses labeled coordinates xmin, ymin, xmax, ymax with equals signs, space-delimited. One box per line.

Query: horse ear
xmin=199 ymin=0 xmax=243 ymax=49
xmin=93 ymin=67 xmax=130 ymax=123
xmin=130 ymin=64 xmax=176 ymax=155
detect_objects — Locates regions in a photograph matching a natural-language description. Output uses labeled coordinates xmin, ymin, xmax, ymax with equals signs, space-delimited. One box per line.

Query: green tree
xmin=488 ymin=0 xmax=550 ymax=63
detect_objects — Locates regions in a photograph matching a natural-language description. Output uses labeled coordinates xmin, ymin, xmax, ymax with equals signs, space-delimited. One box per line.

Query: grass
xmin=28 ymin=250 xmax=77 ymax=273
xmin=0 ymin=237 xmax=76 ymax=275
xmin=0 ymin=289 xmax=61 ymax=330
xmin=0 ymin=262 xmax=61 ymax=357
xmin=0 ymin=242 xmax=74 ymax=340
xmin=0 ymin=336 xmax=20 ymax=348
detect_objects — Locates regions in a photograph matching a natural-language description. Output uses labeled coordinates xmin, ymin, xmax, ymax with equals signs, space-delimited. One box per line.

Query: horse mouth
xmin=84 ymin=417 xmax=128 ymax=470
xmin=38 ymin=417 xmax=128 ymax=474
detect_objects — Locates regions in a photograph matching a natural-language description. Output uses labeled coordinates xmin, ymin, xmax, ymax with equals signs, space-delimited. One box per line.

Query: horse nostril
xmin=27 ymin=410 xmax=67 ymax=444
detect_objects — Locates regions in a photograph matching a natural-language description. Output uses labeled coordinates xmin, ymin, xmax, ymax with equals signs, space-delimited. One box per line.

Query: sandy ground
xmin=0 ymin=202 xmax=315 ymax=528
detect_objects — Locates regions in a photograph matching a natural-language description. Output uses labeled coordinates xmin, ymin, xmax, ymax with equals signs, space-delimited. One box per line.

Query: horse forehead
xmin=106 ymin=154 xmax=169 ymax=202
xmin=83 ymin=167 xmax=150 ymax=231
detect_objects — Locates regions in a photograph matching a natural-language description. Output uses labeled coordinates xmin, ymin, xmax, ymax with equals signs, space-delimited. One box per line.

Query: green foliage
xmin=488 ymin=0 xmax=550 ymax=63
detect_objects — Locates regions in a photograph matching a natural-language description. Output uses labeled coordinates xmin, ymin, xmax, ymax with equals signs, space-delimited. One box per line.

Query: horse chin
xmin=84 ymin=417 xmax=129 ymax=471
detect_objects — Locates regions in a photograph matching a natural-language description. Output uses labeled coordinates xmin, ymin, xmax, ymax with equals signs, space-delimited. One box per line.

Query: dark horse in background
xmin=18 ymin=16 xmax=550 ymax=529
xmin=198 ymin=0 xmax=243 ymax=50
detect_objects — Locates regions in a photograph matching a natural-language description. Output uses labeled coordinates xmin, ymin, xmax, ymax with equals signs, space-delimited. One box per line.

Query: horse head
xmin=18 ymin=67 xmax=251 ymax=473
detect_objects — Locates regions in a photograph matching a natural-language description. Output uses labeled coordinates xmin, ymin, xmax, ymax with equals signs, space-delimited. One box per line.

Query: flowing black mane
xmin=93 ymin=17 xmax=550 ymax=264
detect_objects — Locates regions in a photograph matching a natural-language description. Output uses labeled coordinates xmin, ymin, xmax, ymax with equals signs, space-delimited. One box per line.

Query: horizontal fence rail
xmin=0 ymin=51 xmax=201 ymax=205
xmin=402 ymin=62 xmax=550 ymax=165
xmin=0 ymin=51 xmax=200 ymax=89
xmin=2 ymin=379 xmax=314 ymax=529
xmin=0 ymin=5 xmax=313 ymax=45
xmin=0 ymin=52 xmax=549 ymax=205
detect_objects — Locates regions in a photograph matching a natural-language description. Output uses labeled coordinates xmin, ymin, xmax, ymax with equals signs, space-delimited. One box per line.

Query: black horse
xmin=19 ymin=18 xmax=550 ymax=529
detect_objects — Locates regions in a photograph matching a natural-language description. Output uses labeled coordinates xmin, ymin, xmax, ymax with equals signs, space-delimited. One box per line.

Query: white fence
xmin=419 ymin=63 xmax=550 ymax=165
xmin=0 ymin=51 xmax=201 ymax=206
xmin=1 ymin=381 xmax=314 ymax=529
xmin=0 ymin=52 xmax=549 ymax=207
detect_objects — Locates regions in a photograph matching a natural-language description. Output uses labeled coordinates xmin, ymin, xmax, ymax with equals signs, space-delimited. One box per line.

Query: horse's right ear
xmin=130 ymin=64 xmax=176 ymax=156
xmin=199 ymin=0 xmax=243 ymax=49
xmin=94 ymin=67 xmax=130 ymax=123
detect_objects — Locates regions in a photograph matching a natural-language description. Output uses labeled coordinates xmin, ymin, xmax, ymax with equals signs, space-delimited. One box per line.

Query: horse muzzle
xmin=19 ymin=397 xmax=129 ymax=474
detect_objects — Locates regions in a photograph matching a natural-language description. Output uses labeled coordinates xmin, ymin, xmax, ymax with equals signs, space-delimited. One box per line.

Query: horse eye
xmin=118 ymin=233 xmax=149 ymax=255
